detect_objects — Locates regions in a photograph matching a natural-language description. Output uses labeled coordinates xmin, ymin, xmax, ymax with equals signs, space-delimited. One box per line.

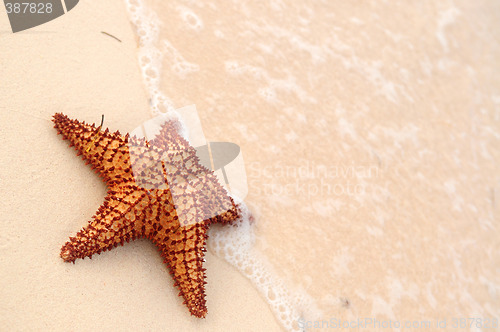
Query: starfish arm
xmin=53 ymin=113 xmax=136 ymax=186
xmin=208 ymin=198 xmax=241 ymax=224
xmin=139 ymin=119 xmax=238 ymax=223
xmin=150 ymin=120 xmax=194 ymax=155
xmin=150 ymin=121 xmax=214 ymax=181
xmin=60 ymin=186 xmax=149 ymax=262
xmin=154 ymin=223 xmax=209 ymax=318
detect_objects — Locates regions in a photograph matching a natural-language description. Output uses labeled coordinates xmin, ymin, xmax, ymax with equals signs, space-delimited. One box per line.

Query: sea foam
xmin=123 ymin=1 xmax=320 ymax=330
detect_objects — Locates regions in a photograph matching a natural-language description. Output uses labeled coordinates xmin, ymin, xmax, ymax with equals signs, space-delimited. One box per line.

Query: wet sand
xmin=136 ymin=1 xmax=500 ymax=330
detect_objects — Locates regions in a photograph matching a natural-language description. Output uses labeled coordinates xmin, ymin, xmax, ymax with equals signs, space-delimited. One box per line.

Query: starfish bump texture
xmin=53 ymin=113 xmax=241 ymax=318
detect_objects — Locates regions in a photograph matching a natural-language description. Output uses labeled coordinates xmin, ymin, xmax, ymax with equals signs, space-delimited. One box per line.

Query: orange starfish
xmin=53 ymin=113 xmax=241 ymax=318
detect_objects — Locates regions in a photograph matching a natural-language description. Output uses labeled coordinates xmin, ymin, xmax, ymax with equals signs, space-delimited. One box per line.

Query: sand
xmin=0 ymin=1 xmax=280 ymax=331
xmin=2 ymin=0 xmax=500 ymax=331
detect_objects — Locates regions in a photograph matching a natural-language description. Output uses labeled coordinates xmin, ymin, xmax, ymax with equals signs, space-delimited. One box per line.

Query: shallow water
xmin=124 ymin=1 xmax=500 ymax=330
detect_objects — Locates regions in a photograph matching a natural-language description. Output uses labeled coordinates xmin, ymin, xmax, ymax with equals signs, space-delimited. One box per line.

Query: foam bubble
xmin=258 ymin=87 xmax=278 ymax=103
xmin=177 ymin=5 xmax=204 ymax=32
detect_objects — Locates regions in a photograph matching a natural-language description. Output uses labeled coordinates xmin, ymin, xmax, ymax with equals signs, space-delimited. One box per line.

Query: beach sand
xmin=2 ymin=0 xmax=500 ymax=331
xmin=0 ymin=1 xmax=280 ymax=331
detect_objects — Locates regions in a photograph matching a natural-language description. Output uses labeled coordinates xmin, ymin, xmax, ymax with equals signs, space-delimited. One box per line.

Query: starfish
xmin=53 ymin=113 xmax=241 ymax=318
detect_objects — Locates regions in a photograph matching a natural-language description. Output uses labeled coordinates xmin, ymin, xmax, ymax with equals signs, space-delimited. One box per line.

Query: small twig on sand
xmin=101 ymin=31 xmax=122 ymax=43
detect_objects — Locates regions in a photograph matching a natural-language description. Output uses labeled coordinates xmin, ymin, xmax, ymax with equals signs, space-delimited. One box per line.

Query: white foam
xmin=436 ymin=6 xmax=461 ymax=52
xmin=124 ymin=0 xmax=175 ymax=115
xmin=208 ymin=205 xmax=322 ymax=331
xmin=176 ymin=5 xmax=204 ymax=32
xmin=224 ymin=60 xmax=316 ymax=104
xmin=161 ymin=39 xmax=200 ymax=79
xmin=123 ymin=1 xmax=320 ymax=330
